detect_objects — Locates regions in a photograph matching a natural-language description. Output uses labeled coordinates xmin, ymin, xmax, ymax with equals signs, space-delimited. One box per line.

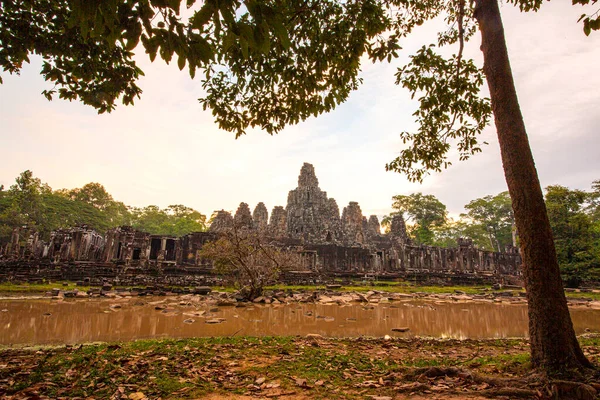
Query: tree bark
xmin=473 ymin=0 xmax=591 ymax=371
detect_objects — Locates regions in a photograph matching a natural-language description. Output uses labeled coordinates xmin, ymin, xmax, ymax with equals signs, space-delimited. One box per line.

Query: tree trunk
xmin=487 ymin=230 xmax=495 ymax=251
xmin=473 ymin=0 xmax=591 ymax=371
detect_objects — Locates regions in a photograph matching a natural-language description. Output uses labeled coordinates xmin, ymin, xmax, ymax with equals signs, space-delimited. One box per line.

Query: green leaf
xmin=191 ymin=3 xmax=214 ymax=29
xmin=270 ymin=18 xmax=291 ymax=50
xmin=584 ymin=19 xmax=591 ymax=35
xmin=192 ymin=37 xmax=213 ymax=63
xmin=240 ymin=37 xmax=249 ymax=59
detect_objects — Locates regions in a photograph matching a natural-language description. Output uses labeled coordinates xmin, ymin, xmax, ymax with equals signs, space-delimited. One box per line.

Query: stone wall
xmin=49 ymin=226 xmax=105 ymax=262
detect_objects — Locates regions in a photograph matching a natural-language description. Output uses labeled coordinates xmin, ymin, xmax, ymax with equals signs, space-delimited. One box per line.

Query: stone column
xmin=10 ymin=227 xmax=20 ymax=257
xmin=158 ymin=238 xmax=166 ymax=261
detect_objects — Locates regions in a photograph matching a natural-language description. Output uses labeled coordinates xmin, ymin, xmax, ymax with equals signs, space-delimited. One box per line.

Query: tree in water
xmin=200 ymin=222 xmax=302 ymax=301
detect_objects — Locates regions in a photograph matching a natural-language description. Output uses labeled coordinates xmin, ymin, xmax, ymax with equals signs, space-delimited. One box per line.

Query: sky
xmin=1 ymin=2 xmax=599 ymax=221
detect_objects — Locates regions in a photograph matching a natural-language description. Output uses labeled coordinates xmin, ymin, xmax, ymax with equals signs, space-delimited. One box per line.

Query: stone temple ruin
xmin=0 ymin=163 xmax=522 ymax=285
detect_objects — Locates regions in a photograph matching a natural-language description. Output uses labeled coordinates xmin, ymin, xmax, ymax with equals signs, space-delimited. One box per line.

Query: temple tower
xmin=286 ymin=163 xmax=335 ymax=241
xmin=252 ymin=202 xmax=269 ymax=231
xmin=234 ymin=202 xmax=253 ymax=229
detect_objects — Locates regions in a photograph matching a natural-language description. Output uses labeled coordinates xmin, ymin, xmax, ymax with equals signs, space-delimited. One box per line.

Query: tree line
xmin=0 ymin=170 xmax=207 ymax=243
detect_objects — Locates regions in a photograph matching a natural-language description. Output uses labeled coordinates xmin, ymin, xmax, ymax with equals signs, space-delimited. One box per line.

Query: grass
xmin=466 ymin=353 xmax=532 ymax=374
xmin=565 ymin=291 xmax=600 ymax=301
xmin=0 ymin=281 xmax=91 ymax=293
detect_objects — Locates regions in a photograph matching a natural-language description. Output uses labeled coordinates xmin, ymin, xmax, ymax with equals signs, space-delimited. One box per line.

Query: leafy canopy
xmin=3 ymin=0 xmax=598 ymax=180
xmin=462 ymin=191 xmax=514 ymax=252
xmin=130 ymin=204 xmax=207 ymax=235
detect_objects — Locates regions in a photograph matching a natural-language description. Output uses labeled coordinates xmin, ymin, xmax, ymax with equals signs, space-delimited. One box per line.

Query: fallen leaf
xmin=255 ymin=377 xmax=266 ymax=385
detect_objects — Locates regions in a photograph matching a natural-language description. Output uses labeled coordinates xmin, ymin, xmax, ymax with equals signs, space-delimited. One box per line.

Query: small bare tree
xmin=200 ymin=224 xmax=301 ymax=300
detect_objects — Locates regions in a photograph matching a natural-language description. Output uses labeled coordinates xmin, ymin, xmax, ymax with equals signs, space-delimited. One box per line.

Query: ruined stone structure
xmin=208 ymin=210 xmax=233 ymax=232
xmin=341 ymin=202 xmax=366 ymax=245
xmin=390 ymin=214 xmax=409 ymax=241
xmin=234 ymin=202 xmax=253 ymax=229
xmin=268 ymin=206 xmax=287 ymax=237
xmin=367 ymin=216 xmax=381 ymax=240
xmin=252 ymin=203 xmax=269 ymax=231
xmin=285 ymin=163 xmax=337 ymax=241
xmin=50 ymin=226 xmax=105 ymax=262
xmin=0 ymin=163 xmax=522 ymax=284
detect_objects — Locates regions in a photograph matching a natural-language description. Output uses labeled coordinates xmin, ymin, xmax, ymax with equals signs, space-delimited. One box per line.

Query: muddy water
xmin=1 ymin=297 xmax=599 ymax=345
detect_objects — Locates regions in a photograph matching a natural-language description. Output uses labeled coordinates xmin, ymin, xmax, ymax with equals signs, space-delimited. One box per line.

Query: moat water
xmin=1 ymin=297 xmax=599 ymax=345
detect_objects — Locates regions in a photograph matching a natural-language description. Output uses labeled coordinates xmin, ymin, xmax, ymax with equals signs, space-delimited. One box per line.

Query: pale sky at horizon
xmin=1 ymin=2 xmax=599 ymax=221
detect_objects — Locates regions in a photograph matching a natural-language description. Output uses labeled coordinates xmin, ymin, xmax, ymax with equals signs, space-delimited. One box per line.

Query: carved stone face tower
xmin=252 ymin=202 xmax=269 ymax=231
xmin=286 ymin=163 xmax=336 ymax=240
xmin=390 ymin=214 xmax=409 ymax=242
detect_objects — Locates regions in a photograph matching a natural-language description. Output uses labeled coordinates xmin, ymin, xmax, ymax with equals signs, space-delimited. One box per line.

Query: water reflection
xmin=1 ymin=297 xmax=598 ymax=345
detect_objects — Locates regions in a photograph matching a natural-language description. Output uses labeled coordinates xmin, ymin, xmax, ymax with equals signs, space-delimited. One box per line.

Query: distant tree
xmin=66 ymin=182 xmax=114 ymax=210
xmin=0 ymin=183 xmax=14 ymax=243
xmin=391 ymin=193 xmax=447 ymax=245
xmin=58 ymin=182 xmax=131 ymax=226
xmin=429 ymin=218 xmax=466 ymax=248
xmin=0 ymin=171 xmax=50 ymax=240
xmin=0 ymin=171 xmax=103 ymax=240
xmin=8 ymin=170 xmax=50 ymax=226
xmin=545 ymin=185 xmax=599 ymax=287
xmin=0 ymin=172 xmax=127 ymax=241
xmin=200 ymin=223 xmax=301 ymax=300
xmin=39 ymin=193 xmax=110 ymax=234
xmin=0 ymin=171 xmax=207 ymax=240
xmin=130 ymin=205 xmax=169 ymax=234
xmin=380 ymin=214 xmax=392 ymax=234
xmin=587 ymin=180 xmax=600 ymax=222
xmin=590 ymin=181 xmax=600 ymax=276
xmin=168 ymin=204 xmax=208 ymax=235
xmin=462 ymin=191 xmax=514 ymax=252
xmin=131 ymin=204 xmax=207 ymax=236
xmin=429 ymin=218 xmax=491 ymax=250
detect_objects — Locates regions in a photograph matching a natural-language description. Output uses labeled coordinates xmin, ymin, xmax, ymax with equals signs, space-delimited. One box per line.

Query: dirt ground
xmin=1 ymin=335 xmax=599 ymax=399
